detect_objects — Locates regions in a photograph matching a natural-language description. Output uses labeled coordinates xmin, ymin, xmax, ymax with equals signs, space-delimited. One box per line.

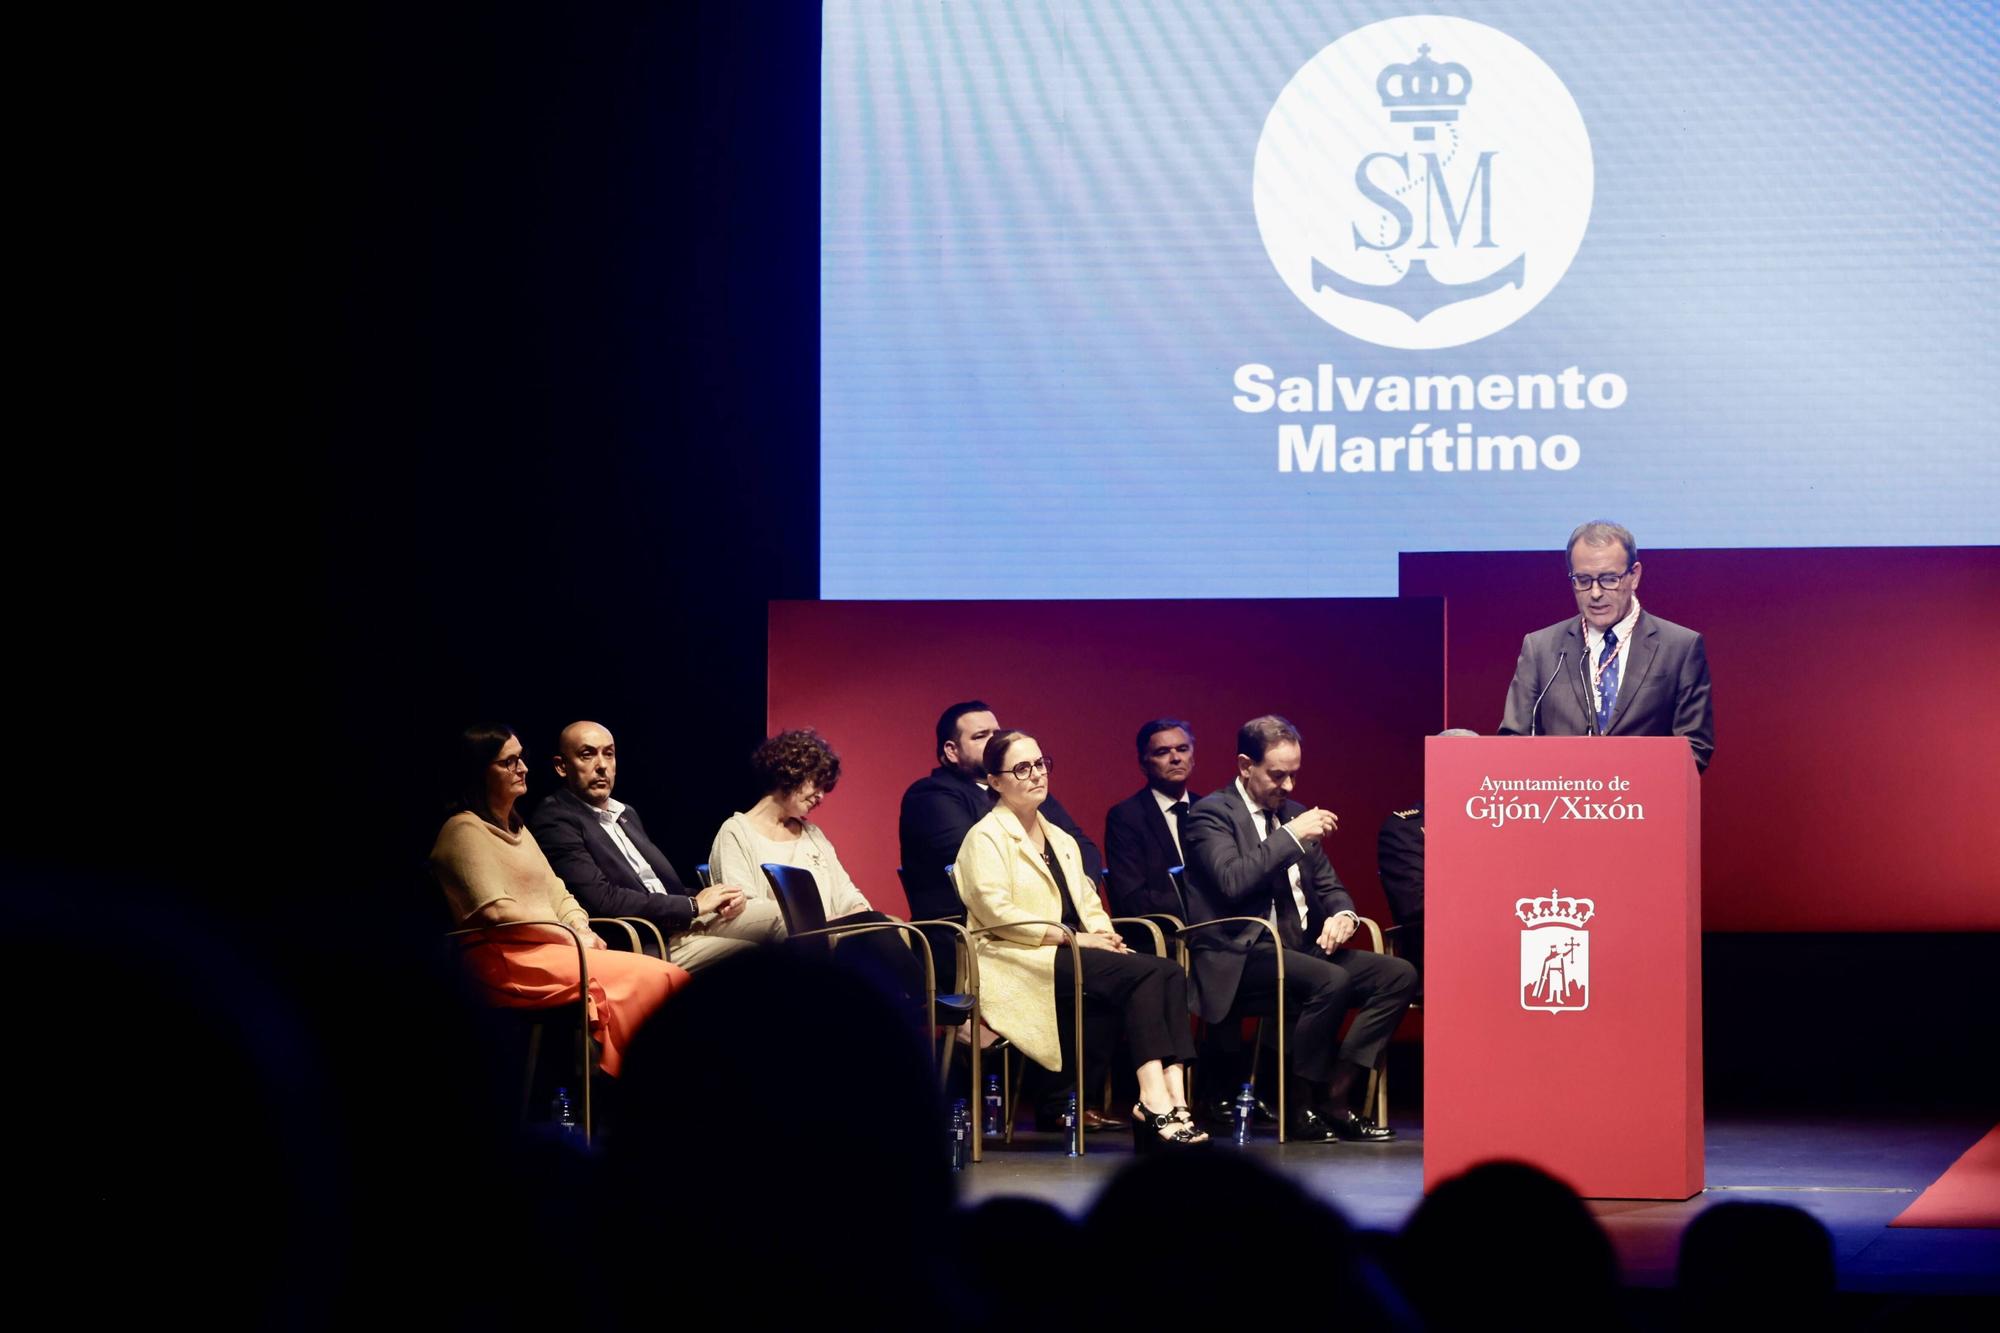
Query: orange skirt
xmin=459 ymin=937 xmax=690 ymax=1077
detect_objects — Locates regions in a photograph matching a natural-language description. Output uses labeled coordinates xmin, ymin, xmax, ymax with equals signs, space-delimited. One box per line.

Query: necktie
xmin=1169 ymin=800 xmax=1189 ymax=845
xmin=1596 ymin=627 xmax=1620 ymax=734
xmin=1262 ymin=809 xmax=1302 ymax=947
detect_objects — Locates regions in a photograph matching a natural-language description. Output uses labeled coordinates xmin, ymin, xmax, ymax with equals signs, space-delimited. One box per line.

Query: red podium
xmin=1424 ymin=736 xmax=1703 ymax=1199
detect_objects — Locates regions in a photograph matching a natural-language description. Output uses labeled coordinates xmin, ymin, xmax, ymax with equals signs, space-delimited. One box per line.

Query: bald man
xmin=529 ymin=720 xmax=783 ymax=970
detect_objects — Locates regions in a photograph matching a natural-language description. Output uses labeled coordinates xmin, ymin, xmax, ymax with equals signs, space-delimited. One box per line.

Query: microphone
xmin=1529 ymin=650 xmax=1566 ymax=737
xmin=1579 ymin=647 xmax=1598 ymax=735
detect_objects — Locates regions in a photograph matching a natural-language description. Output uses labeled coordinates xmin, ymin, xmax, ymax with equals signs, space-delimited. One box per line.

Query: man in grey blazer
xmin=1181 ymin=715 xmax=1417 ymax=1141
xmin=1498 ymin=520 xmax=1715 ymax=771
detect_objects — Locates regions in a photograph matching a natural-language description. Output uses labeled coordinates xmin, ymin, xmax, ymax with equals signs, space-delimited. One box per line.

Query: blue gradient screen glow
xmin=821 ymin=2 xmax=1999 ymax=598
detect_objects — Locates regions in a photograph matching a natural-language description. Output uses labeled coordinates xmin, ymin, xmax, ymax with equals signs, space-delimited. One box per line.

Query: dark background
xmin=19 ymin=3 xmax=823 ymax=911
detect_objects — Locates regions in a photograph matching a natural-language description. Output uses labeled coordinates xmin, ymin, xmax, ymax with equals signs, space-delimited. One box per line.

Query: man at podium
xmin=1498 ymin=521 xmax=1714 ymax=771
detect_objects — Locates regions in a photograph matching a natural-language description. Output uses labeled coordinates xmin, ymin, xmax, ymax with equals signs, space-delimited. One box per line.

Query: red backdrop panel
xmin=767 ymin=599 xmax=1444 ymax=921
xmin=1399 ymin=546 xmax=2000 ymax=932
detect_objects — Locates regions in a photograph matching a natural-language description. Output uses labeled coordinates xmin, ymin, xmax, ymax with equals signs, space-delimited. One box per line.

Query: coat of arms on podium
xmin=1516 ymin=892 xmax=1593 ymax=1013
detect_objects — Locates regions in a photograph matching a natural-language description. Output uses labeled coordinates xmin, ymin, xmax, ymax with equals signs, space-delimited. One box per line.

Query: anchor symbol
xmin=1311 ymin=254 xmax=1526 ymax=322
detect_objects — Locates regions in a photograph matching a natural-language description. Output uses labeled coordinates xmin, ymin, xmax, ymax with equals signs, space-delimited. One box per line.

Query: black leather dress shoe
xmin=1033 ymin=1107 xmax=1124 ymax=1133
xmin=1323 ymin=1109 xmax=1395 ymax=1142
xmin=1202 ymin=1096 xmax=1281 ymax=1129
xmin=1286 ymin=1107 xmax=1344 ymax=1142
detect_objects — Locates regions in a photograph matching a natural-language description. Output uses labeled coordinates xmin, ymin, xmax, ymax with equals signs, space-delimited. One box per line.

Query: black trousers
xmin=1225 ymin=944 xmax=1416 ymax=1084
xmin=1049 ymin=947 xmax=1199 ymax=1073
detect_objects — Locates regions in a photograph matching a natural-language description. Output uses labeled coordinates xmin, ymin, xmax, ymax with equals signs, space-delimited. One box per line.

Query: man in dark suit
xmin=898 ymin=699 xmax=1111 ymax=1127
xmin=1103 ymin=717 xmax=1200 ymax=919
xmin=530 ymin=720 xmax=783 ymax=969
xmin=1182 ymin=715 xmax=1416 ymax=1142
xmin=1376 ymin=807 xmax=1426 ymax=994
xmin=1375 ymin=728 xmax=1480 ymax=998
xmin=1498 ymin=520 xmax=1715 ymax=771
xmin=897 ymin=700 xmax=1104 ymax=928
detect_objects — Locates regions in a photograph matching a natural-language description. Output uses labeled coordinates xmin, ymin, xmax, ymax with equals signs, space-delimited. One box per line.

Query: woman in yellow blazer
xmin=956 ymin=729 xmax=1205 ymax=1149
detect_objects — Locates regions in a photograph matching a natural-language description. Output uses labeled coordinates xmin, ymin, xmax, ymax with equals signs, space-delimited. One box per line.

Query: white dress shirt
xmin=1151 ymin=785 xmax=1190 ymax=861
xmin=1584 ymin=596 xmax=1643 ymax=721
xmin=594 ymin=797 xmax=668 ymax=895
xmin=1234 ymin=777 xmax=1312 ymax=932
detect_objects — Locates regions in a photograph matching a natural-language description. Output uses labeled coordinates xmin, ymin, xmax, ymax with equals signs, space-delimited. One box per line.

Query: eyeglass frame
xmin=1565 ymin=565 xmax=1637 ymax=592
xmin=999 ymin=755 xmax=1054 ymax=781
xmin=490 ymin=754 xmax=531 ymax=771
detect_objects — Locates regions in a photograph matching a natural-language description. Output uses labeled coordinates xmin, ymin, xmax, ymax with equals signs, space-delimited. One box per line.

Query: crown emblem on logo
xmin=1514 ymin=892 xmax=1595 ymax=928
xmin=1376 ymin=44 xmax=1471 ymax=140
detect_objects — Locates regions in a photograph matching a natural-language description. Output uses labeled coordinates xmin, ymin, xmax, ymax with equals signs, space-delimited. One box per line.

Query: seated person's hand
xmin=585 ymin=929 xmax=608 ymax=950
xmin=698 ymin=885 xmax=749 ymax=920
xmin=1077 ymin=930 xmax=1130 ymax=952
xmin=1285 ymin=807 xmax=1338 ymax=844
xmin=1315 ymin=913 xmax=1357 ymax=952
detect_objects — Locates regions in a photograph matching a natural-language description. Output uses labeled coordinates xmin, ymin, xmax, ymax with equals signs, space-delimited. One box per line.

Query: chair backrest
xmin=761 ymin=862 xmax=831 ymax=937
xmin=696 ymin=863 xmax=713 ymax=889
xmin=1168 ymin=865 xmax=1190 ymax=919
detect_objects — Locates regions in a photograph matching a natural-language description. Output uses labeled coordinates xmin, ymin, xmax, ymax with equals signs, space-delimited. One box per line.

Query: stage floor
xmin=955 ymin=1111 xmax=2000 ymax=1295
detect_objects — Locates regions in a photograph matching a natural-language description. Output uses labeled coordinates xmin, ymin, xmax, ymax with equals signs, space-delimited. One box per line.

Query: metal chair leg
xmin=521 ymin=1022 xmax=543 ymax=1126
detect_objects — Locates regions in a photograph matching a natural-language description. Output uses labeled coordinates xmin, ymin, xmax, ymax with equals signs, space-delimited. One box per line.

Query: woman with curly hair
xmin=708 ymin=728 xmax=926 ymax=1011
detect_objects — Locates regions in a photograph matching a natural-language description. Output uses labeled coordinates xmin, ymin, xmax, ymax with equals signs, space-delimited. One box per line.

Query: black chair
xmin=1167 ymin=865 xmax=1392 ymax=1133
xmin=1167 ymin=865 xmax=1291 ymax=1140
xmin=443 ymin=918 xmax=597 ymax=1143
xmin=758 ymin=861 xmax=973 ymax=1082
xmin=942 ymin=864 xmax=1099 ymax=1156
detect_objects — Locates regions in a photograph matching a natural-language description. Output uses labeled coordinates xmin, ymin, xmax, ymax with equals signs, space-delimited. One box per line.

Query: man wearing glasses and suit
xmin=1181 ymin=715 xmax=1417 ymax=1142
xmin=1498 ymin=520 xmax=1715 ymax=772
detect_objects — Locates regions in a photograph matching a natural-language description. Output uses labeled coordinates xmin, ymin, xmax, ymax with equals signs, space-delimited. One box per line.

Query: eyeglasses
xmin=492 ymin=754 xmax=530 ymax=771
xmin=1566 ymin=568 xmax=1634 ymax=591
xmin=1002 ymin=756 xmax=1054 ymax=781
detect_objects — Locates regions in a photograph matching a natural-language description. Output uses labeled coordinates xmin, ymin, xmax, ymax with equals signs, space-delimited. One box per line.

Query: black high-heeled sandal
xmin=1169 ymin=1105 xmax=1210 ymax=1143
xmin=1131 ymin=1103 xmax=1205 ymax=1152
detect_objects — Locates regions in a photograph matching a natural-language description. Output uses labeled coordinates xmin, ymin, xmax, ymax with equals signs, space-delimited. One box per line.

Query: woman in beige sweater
xmin=957 ymin=729 xmax=1204 ymax=1149
xmin=431 ymin=723 xmax=690 ymax=1077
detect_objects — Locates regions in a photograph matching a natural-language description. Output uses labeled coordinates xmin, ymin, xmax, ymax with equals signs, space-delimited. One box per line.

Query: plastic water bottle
xmin=551 ymin=1086 xmax=580 ymax=1141
xmin=950 ymin=1098 xmax=969 ymax=1171
xmin=983 ymin=1072 xmax=1002 ymax=1137
xmin=1233 ymin=1082 xmax=1256 ymax=1146
xmin=1063 ymin=1091 xmax=1079 ymax=1157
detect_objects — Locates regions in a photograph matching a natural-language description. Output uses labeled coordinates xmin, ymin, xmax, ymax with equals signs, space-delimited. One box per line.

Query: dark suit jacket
xmin=897 ymin=765 xmax=1103 ymax=923
xmin=1376 ymin=807 xmax=1424 ymax=926
xmin=1180 ymin=785 xmax=1357 ymax=1023
xmin=1497 ymin=609 xmax=1714 ymax=771
xmin=1104 ymin=785 xmax=1202 ymax=918
xmin=527 ymin=786 xmax=704 ymax=942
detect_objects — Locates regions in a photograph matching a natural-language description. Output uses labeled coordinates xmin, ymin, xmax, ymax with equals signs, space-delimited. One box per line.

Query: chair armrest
xmin=589 ymin=917 xmax=642 ymax=952
xmin=907 ymin=917 xmax=978 ymax=993
xmin=791 ymin=920 xmax=939 ymax=1019
xmin=1175 ymin=915 xmax=1286 ymax=980
xmin=444 ymin=919 xmax=589 ymax=984
xmin=1109 ymin=916 xmax=1168 ymax=957
xmin=617 ymin=917 xmax=670 ymax=959
xmin=1343 ymin=915 xmax=1385 ymax=953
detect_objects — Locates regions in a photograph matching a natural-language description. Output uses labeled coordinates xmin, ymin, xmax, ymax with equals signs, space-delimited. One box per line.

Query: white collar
xmin=1584 ymin=597 xmax=1643 ymax=653
xmin=1151 ymin=786 xmax=1189 ymax=815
